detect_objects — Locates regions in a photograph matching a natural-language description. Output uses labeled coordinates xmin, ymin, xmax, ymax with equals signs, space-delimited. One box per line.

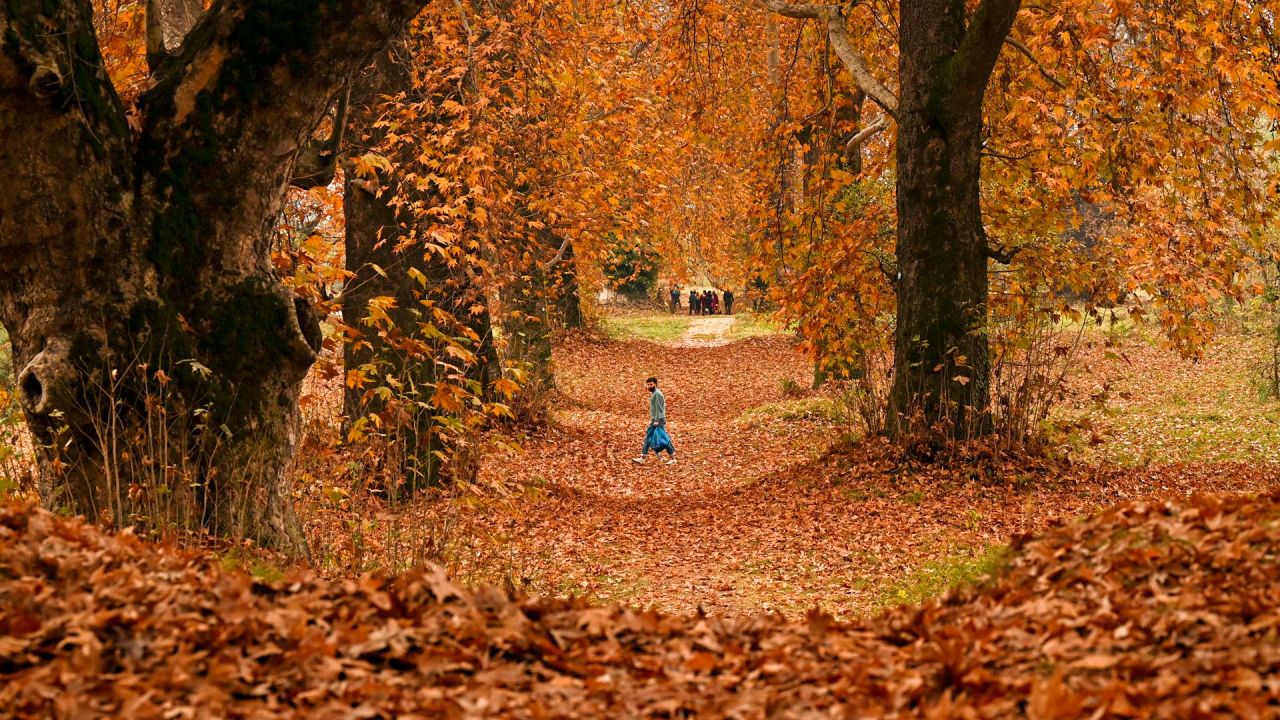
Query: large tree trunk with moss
xmin=342 ymin=42 xmax=496 ymax=494
xmin=0 ymin=0 xmax=426 ymax=555
xmin=887 ymin=0 xmax=1020 ymax=442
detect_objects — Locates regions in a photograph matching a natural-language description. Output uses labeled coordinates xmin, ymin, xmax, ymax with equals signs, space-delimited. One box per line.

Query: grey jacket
xmin=650 ymin=388 xmax=666 ymax=423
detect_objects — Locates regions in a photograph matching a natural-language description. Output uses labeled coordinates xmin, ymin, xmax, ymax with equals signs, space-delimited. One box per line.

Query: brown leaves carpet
xmin=7 ymin=329 xmax=1280 ymax=716
xmin=5 ymin=492 xmax=1280 ymax=717
xmin=388 ymin=332 xmax=1279 ymax=617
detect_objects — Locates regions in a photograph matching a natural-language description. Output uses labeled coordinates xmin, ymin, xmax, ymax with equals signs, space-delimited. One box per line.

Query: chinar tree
xmin=0 ymin=0 xmax=429 ymax=555
xmin=760 ymin=0 xmax=1280 ymax=446
xmin=340 ymin=29 xmax=501 ymax=496
xmin=763 ymin=0 xmax=1018 ymax=441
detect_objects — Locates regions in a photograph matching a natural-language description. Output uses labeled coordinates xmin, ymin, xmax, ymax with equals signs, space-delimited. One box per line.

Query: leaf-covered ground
xmin=1061 ymin=327 xmax=1280 ymax=465
xmin=7 ymin=313 xmax=1280 ymax=715
xmin=6 ymin=491 xmax=1280 ymax=717
xmin=300 ymin=316 xmax=1280 ymax=618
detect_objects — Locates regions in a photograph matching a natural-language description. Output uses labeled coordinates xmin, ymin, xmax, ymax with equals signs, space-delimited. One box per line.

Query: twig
xmin=1004 ymin=36 xmax=1067 ymax=90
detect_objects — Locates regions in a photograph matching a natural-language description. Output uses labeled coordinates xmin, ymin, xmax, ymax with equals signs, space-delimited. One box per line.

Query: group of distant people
xmin=668 ymin=286 xmax=734 ymax=316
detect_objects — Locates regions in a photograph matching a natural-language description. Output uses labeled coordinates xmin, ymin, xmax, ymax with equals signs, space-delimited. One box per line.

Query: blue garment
xmin=642 ymin=419 xmax=676 ymax=456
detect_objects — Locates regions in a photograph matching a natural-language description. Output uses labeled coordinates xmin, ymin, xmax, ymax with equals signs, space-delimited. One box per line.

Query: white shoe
xmin=664 ymin=457 xmax=677 ymax=465
xmin=632 ymin=456 xmax=647 ymax=464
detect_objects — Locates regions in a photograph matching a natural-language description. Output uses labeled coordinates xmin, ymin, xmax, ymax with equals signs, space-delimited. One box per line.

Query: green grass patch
xmin=875 ymin=545 xmax=1012 ymax=609
xmin=603 ymin=313 xmax=692 ymax=343
xmin=738 ymin=397 xmax=842 ymax=425
xmin=728 ymin=313 xmax=786 ymax=340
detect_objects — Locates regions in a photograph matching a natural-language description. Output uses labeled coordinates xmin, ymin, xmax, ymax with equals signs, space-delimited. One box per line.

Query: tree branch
xmin=845 ymin=115 xmax=890 ymax=152
xmin=542 ymin=237 xmax=573 ymax=271
xmin=136 ymin=0 xmax=429 ymax=270
xmin=985 ymin=243 xmax=1020 ymax=263
xmin=953 ymin=0 xmax=1023 ymax=105
xmin=759 ymin=0 xmax=898 ymax=118
xmin=291 ymin=85 xmax=352 ymax=190
xmin=1003 ymin=35 xmax=1066 ymax=89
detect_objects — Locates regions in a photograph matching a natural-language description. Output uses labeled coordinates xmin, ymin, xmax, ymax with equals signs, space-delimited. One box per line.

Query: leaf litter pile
xmin=5 ymin=491 xmax=1280 ymax=717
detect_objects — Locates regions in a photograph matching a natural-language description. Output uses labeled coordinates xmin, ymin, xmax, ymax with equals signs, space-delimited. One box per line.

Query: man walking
xmin=669 ymin=285 xmax=680 ymax=313
xmin=688 ymin=289 xmax=699 ymax=316
xmin=634 ymin=376 xmax=676 ymax=464
xmin=723 ymin=288 xmax=734 ymax=315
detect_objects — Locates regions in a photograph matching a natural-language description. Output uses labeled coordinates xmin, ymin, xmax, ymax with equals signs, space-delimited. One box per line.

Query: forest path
xmin=675 ymin=315 xmax=736 ymax=347
xmin=440 ymin=328 xmax=1279 ymax=618
xmin=476 ymin=332 xmax=856 ymax=615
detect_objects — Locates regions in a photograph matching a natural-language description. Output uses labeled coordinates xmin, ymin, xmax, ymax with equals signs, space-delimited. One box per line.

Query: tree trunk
xmin=501 ymin=236 xmax=556 ymax=404
xmin=341 ymin=42 xmax=496 ymax=494
xmin=0 ymin=0 xmax=426 ymax=554
xmin=553 ymin=241 xmax=585 ymax=331
xmin=887 ymin=0 xmax=1020 ymax=442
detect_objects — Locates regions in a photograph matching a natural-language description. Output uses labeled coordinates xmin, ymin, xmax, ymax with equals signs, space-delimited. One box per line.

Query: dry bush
xmin=989 ymin=308 xmax=1088 ymax=454
xmin=857 ymin=303 xmax=1086 ymax=457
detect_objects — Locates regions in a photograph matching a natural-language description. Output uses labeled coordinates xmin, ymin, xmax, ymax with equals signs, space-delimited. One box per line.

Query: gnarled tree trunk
xmin=887 ymin=0 xmax=1020 ymax=442
xmin=0 ymin=0 xmax=427 ymax=554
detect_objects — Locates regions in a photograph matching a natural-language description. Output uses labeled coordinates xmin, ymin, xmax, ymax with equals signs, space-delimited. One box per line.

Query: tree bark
xmin=887 ymin=0 xmax=1020 ymax=441
xmin=0 ymin=0 xmax=427 ymax=554
xmin=145 ymin=0 xmax=203 ymax=68
xmin=552 ymin=241 xmax=585 ymax=330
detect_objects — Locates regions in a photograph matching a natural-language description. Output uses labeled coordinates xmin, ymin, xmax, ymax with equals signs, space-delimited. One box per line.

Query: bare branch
xmin=985 ymin=243 xmax=1020 ymax=264
xmin=1004 ymin=35 xmax=1066 ymax=89
xmin=759 ymin=0 xmax=898 ymax=118
xmin=542 ymin=237 xmax=572 ymax=271
xmin=291 ymin=85 xmax=352 ymax=190
xmin=845 ymin=115 xmax=890 ymax=152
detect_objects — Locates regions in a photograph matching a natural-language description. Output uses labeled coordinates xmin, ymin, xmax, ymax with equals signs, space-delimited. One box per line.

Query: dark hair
xmin=646 ymin=376 xmax=658 ymax=384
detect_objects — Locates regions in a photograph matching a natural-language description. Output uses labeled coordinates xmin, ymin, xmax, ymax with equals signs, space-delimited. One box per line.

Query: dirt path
xmin=469 ymin=333 xmax=859 ymax=613
xmin=467 ymin=330 xmax=1279 ymax=617
xmin=676 ymin=315 xmax=736 ymax=347
xmin=307 ymin=327 xmax=1280 ymax=619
